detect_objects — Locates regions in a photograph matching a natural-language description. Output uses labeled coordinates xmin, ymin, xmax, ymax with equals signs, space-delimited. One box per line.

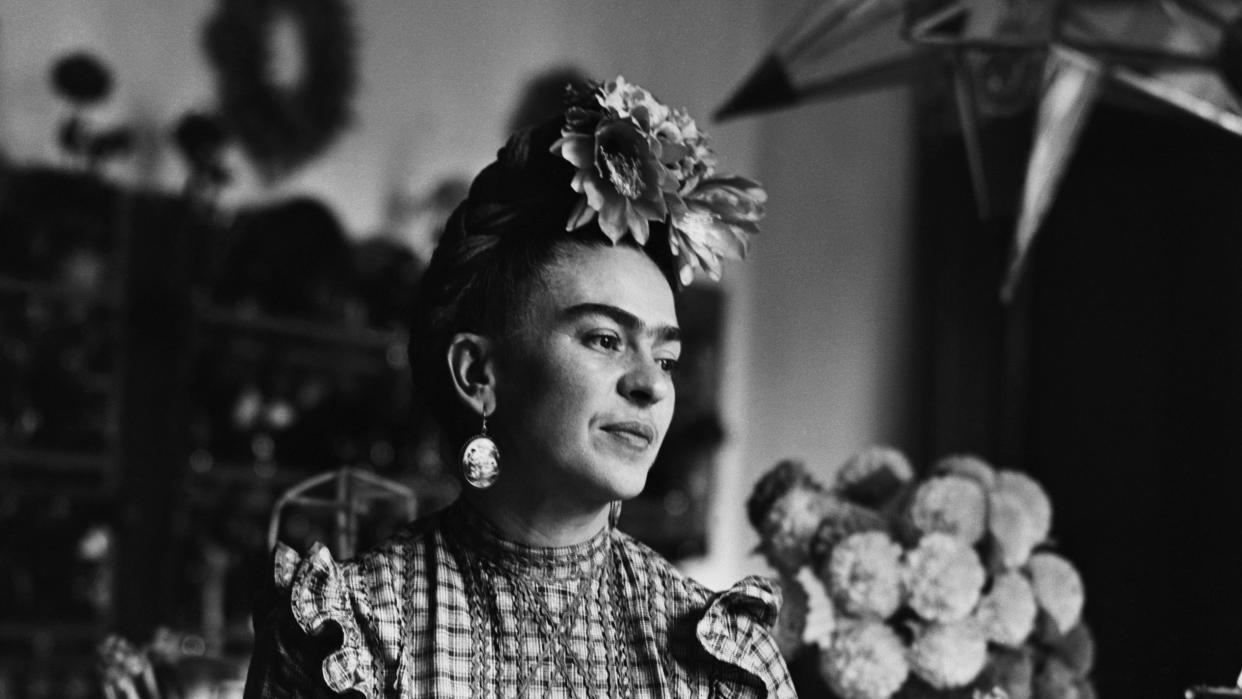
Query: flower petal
xmin=559 ymin=135 xmax=595 ymax=169
xmin=631 ymin=193 xmax=666 ymax=223
xmin=597 ymin=199 xmax=630 ymax=242
xmin=674 ymin=227 xmax=723 ymax=280
xmin=570 ymin=169 xmax=589 ymax=194
xmin=658 ymin=140 xmax=688 ymax=165
xmin=566 ymin=196 xmax=596 ymax=231
xmin=679 ymin=263 xmax=695 ymax=286
xmin=672 ymin=204 xmax=752 ymax=263
xmin=580 ymin=173 xmax=609 ymax=213
xmin=688 ymin=175 xmax=767 ymax=222
xmin=628 ymin=211 xmax=650 ymax=245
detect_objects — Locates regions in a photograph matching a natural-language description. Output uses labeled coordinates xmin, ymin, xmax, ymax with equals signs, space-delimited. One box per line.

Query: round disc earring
xmin=460 ymin=410 xmax=499 ymax=489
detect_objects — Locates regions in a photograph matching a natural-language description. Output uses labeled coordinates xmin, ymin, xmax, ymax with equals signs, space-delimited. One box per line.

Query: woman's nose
xmin=618 ymin=355 xmax=671 ymax=406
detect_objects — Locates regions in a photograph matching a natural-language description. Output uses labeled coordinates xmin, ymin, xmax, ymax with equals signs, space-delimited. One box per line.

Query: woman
xmin=244 ymin=77 xmax=795 ymax=698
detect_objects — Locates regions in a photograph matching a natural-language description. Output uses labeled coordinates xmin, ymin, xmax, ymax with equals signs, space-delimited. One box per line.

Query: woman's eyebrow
xmin=561 ymin=302 xmax=681 ymax=343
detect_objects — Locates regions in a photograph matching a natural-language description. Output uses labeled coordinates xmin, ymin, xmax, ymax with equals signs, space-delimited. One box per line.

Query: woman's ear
xmin=446 ymin=332 xmax=497 ymax=416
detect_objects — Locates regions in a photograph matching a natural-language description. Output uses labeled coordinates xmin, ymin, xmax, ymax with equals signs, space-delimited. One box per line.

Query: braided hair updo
xmin=408 ymin=116 xmax=679 ymax=449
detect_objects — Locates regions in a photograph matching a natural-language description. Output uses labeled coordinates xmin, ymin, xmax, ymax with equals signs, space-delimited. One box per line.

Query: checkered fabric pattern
xmin=243 ymin=500 xmax=797 ymax=698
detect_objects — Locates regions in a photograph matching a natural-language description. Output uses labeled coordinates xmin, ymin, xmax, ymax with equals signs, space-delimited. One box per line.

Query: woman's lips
xmin=600 ymin=421 xmax=656 ymax=449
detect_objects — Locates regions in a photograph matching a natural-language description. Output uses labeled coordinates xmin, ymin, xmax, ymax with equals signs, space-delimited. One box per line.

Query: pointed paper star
xmin=717 ymin=0 xmax=1242 ymax=301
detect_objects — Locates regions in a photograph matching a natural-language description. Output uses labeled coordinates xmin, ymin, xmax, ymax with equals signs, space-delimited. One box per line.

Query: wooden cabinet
xmin=0 ymin=167 xmax=129 ymax=697
xmin=0 ymin=167 xmax=454 ymax=696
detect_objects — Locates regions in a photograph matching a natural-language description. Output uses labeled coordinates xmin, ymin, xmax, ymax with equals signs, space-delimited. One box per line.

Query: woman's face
xmin=493 ymin=243 xmax=680 ymax=507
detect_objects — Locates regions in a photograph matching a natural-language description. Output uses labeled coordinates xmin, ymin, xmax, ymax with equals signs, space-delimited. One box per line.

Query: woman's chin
xmin=579 ymin=458 xmax=653 ymax=504
xmin=614 ymin=468 xmax=658 ymax=502
xmin=609 ymin=479 xmax=649 ymax=503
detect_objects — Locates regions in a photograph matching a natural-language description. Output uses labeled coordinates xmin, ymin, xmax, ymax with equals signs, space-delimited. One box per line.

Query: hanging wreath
xmin=204 ymin=0 xmax=357 ymax=183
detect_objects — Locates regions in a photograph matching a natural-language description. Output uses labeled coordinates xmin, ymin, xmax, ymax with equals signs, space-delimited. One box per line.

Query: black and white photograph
xmin=2 ymin=1 xmax=1241 ymax=697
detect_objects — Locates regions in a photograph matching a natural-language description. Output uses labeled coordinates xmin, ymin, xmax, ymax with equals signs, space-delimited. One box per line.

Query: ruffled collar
xmin=441 ymin=498 xmax=611 ymax=581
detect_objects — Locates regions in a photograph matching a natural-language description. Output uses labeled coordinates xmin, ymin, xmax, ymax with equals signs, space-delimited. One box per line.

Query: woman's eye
xmin=586 ymin=333 xmax=621 ymax=351
xmin=657 ymin=357 xmax=679 ymax=373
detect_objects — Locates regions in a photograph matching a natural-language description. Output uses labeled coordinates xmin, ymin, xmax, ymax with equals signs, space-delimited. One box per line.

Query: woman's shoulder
xmin=611 ymin=530 xmax=783 ymax=620
xmin=249 ymin=510 xmax=447 ymax=697
xmin=273 ymin=508 xmax=442 ymax=605
xmin=611 ymin=530 xmax=713 ymax=605
xmin=352 ymin=509 xmax=442 ymax=577
xmin=612 ymin=531 xmax=796 ymax=698
xmin=692 ymin=574 xmax=792 ymax=697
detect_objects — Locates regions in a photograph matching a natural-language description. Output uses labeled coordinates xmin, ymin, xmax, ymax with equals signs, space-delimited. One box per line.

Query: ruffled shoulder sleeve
xmin=244 ymin=542 xmax=380 ymax=699
xmin=696 ymin=575 xmax=798 ymax=699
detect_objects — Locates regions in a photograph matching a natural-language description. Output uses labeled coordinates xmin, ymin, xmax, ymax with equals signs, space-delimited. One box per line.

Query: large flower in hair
xmin=556 ymin=113 xmax=673 ymax=244
xmin=553 ymin=76 xmax=765 ymax=284
xmin=554 ymin=80 xmax=675 ymax=244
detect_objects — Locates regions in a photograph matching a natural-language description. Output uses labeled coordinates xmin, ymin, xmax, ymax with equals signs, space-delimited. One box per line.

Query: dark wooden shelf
xmin=0 ymin=448 xmax=117 ymax=498
xmin=0 ymin=273 xmax=120 ymax=310
xmin=185 ymin=459 xmax=306 ymax=487
xmin=196 ymin=302 xmax=405 ymax=354
xmin=0 ymin=447 xmax=114 ymax=472
xmin=0 ymin=621 xmax=106 ymax=643
xmin=0 ymin=170 xmax=433 ymax=654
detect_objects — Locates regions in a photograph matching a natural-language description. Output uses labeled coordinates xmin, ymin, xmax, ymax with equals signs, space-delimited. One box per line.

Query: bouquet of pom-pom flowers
xmin=748 ymin=448 xmax=1093 ymax=699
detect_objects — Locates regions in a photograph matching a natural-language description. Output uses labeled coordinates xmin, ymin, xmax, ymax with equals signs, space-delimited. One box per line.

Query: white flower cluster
xmin=908 ymin=621 xmax=989 ymax=690
xmin=759 ymin=483 xmax=838 ymax=573
xmin=904 ymin=532 xmax=987 ymax=623
xmin=820 ymin=621 xmax=909 ymax=699
xmin=824 ymin=531 xmax=904 ymax=619
xmin=749 ymin=448 xmax=1091 ymax=699
xmin=908 ymin=475 xmax=988 ymax=544
xmin=974 ymin=572 xmax=1038 ymax=647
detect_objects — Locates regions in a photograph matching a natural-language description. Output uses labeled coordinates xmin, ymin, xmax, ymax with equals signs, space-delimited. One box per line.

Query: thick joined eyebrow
xmin=561 ymin=302 xmax=681 ymax=343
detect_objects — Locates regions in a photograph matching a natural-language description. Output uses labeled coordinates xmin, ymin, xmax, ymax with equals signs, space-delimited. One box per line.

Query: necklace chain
xmin=609 ymin=546 xmax=635 ymax=699
xmin=456 ymin=531 xmax=632 ymax=699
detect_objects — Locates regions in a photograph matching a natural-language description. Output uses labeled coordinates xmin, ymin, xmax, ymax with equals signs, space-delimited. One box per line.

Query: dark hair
xmin=408 ymin=116 xmax=678 ymax=447
xmin=506 ymin=66 xmax=592 ymax=135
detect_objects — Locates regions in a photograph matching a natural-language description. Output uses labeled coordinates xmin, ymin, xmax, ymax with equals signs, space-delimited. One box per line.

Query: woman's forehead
xmin=536 ymin=244 xmax=678 ymax=327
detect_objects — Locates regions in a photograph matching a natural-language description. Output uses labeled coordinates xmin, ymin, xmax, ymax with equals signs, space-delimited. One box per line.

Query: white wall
xmin=0 ymin=0 xmax=917 ymax=588
xmin=703 ymin=4 xmax=918 ymax=587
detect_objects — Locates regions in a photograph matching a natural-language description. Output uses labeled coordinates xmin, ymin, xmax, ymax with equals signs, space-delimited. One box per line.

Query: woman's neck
xmin=462 ymin=488 xmax=611 ymax=548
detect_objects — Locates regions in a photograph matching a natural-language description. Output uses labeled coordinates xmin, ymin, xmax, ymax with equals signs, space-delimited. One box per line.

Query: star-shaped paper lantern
xmin=718 ymin=0 xmax=1242 ymax=300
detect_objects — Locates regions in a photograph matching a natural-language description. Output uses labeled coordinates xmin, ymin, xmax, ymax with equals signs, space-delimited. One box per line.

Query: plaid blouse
xmin=243 ymin=499 xmax=797 ymax=698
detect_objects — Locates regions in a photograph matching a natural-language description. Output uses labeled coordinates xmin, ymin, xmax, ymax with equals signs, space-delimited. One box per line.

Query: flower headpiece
xmin=551 ymin=76 xmax=766 ymax=286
